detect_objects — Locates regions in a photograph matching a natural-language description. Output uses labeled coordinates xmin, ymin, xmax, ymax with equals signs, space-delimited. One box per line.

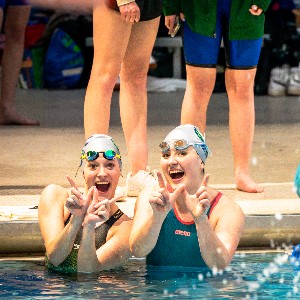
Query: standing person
xmin=130 ymin=125 xmax=244 ymax=270
xmin=0 ymin=1 xmax=39 ymax=125
xmin=164 ymin=0 xmax=272 ymax=193
xmin=39 ymin=134 xmax=132 ymax=273
xmin=84 ymin=0 xmax=162 ymax=196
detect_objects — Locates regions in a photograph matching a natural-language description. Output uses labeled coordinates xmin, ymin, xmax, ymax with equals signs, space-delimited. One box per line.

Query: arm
xmin=130 ymin=171 xmax=186 ymax=257
xmin=78 ymin=189 xmax=132 ymax=272
xmin=129 ymin=186 xmax=168 ymax=257
xmin=184 ymin=176 xmax=244 ymax=270
xmin=194 ymin=199 xmax=244 ymax=270
xmin=38 ymin=184 xmax=84 ymax=266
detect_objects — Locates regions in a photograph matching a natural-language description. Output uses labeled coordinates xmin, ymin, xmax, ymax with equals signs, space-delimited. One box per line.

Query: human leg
xmin=0 ymin=5 xmax=39 ymax=125
xmin=225 ymin=68 xmax=263 ymax=193
xmin=84 ymin=4 xmax=132 ymax=138
xmin=120 ymin=17 xmax=160 ymax=196
xmin=181 ymin=66 xmax=216 ymax=133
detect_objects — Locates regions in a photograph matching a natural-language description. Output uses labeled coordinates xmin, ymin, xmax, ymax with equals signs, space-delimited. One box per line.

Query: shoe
xmin=287 ymin=67 xmax=300 ymax=96
xmin=126 ymin=168 xmax=157 ymax=197
xmin=268 ymin=66 xmax=290 ymax=96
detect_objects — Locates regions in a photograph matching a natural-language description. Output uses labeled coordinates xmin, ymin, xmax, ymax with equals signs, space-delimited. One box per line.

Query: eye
xmin=88 ymin=163 xmax=98 ymax=170
xmin=106 ymin=162 xmax=116 ymax=170
xmin=162 ymin=152 xmax=170 ymax=159
xmin=177 ymin=150 xmax=187 ymax=156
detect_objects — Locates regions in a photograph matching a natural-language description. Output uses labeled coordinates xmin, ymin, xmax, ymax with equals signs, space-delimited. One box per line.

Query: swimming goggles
xmin=81 ymin=150 xmax=121 ymax=161
xmin=159 ymin=139 xmax=201 ymax=152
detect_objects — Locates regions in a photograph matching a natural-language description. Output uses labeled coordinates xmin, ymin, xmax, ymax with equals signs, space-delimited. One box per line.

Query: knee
xmin=89 ymin=65 xmax=120 ymax=89
xmin=120 ymin=67 xmax=148 ymax=89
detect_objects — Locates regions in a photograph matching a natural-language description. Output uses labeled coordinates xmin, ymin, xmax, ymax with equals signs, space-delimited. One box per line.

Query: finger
xmin=156 ymin=171 xmax=166 ymax=189
xmin=200 ymin=174 xmax=209 ymax=187
xmin=251 ymin=5 xmax=258 ymax=11
xmin=108 ymin=195 xmax=123 ymax=204
xmin=135 ymin=10 xmax=140 ymax=22
xmin=92 ymin=186 xmax=99 ymax=204
xmin=94 ymin=199 xmax=109 ymax=208
xmin=67 ymin=175 xmax=78 ymax=190
xmin=170 ymin=184 xmax=185 ymax=204
xmin=180 ymin=13 xmax=185 ymax=21
xmin=198 ymin=191 xmax=208 ymax=201
xmin=70 ymin=187 xmax=83 ymax=200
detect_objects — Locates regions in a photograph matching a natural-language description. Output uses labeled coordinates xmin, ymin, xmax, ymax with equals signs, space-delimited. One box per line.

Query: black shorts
xmin=110 ymin=0 xmax=162 ymax=21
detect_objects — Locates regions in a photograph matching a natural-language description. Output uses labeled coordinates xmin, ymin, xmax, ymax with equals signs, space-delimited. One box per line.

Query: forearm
xmin=46 ymin=215 xmax=83 ymax=266
xmin=130 ymin=213 xmax=166 ymax=257
xmin=195 ymin=218 xmax=231 ymax=270
xmin=77 ymin=225 xmax=100 ymax=273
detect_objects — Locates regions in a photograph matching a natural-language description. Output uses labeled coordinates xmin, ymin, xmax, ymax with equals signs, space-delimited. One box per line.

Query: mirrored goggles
xmin=159 ymin=139 xmax=200 ymax=152
xmin=81 ymin=150 xmax=121 ymax=161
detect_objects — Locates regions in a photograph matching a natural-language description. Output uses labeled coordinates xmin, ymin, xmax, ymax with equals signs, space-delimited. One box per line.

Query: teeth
xmin=97 ymin=182 xmax=109 ymax=185
xmin=170 ymin=170 xmax=182 ymax=174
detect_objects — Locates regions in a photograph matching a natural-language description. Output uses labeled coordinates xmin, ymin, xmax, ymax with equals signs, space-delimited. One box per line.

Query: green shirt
xmin=163 ymin=0 xmax=272 ymax=40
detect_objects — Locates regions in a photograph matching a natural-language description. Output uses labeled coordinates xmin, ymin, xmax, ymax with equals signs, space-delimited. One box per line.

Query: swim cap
xmin=82 ymin=134 xmax=122 ymax=169
xmin=163 ymin=124 xmax=211 ymax=163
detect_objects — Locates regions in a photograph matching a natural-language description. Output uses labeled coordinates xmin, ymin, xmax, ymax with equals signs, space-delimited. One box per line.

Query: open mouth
xmin=169 ymin=169 xmax=184 ymax=180
xmin=95 ymin=182 xmax=110 ymax=193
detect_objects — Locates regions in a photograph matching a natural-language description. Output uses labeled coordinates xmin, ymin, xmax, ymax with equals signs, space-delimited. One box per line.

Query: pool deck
xmin=0 ymin=87 xmax=299 ymax=254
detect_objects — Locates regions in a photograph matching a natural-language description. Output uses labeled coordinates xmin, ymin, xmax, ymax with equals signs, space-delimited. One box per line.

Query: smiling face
xmin=160 ymin=145 xmax=204 ymax=194
xmin=83 ymin=154 xmax=120 ymax=200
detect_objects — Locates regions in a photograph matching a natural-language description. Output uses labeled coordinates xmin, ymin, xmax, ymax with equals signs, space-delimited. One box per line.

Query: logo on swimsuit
xmin=175 ymin=229 xmax=191 ymax=237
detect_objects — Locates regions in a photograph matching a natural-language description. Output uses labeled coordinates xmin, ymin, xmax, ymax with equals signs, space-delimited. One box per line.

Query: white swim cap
xmin=82 ymin=134 xmax=122 ymax=169
xmin=162 ymin=124 xmax=211 ymax=163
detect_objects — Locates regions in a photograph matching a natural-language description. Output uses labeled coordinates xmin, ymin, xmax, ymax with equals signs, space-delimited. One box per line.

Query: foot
xmin=0 ymin=111 xmax=39 ymax=126
xmin=235 ymin=173 xmax=264 ymax=193
xmin=126 ymin=169 xmax=157 ymax=197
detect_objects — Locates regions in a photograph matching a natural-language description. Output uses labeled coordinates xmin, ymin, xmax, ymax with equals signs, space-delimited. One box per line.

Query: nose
xmin=168 ymin=152 xmax=178 ymax=165
xmin=97 ymin=165 xmax=106 ymax=177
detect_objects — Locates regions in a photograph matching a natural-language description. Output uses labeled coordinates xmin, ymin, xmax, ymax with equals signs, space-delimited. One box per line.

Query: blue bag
xmin=43 ymin=28 xmax=84 ymax=89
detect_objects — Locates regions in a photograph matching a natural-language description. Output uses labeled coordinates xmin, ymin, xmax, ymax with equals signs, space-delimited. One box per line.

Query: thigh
xmin=183 ymin=21 xmax=222 ymax=67
xmin=226 ymin=38 xmax=263 ymax=69
xmin=122 ymin=17 xmax=160 ymax=71
xmin=92 ymin=4 xmax=132 ymax=71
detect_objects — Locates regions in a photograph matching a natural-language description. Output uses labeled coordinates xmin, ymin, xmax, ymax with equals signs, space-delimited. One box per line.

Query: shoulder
xmin=207 ymin=187 xmax=244 ymax=220
xmin=40 ymin=184 xmax=69 ymax=209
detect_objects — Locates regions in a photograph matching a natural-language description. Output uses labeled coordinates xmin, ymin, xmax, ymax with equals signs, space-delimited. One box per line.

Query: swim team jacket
xmin=146 ymin=192 xmax=223 ymax=268
xmin=46 ymin=209 xmax=124 ymax=274
xmin=162 ymin=0 xmax=272 ymax=40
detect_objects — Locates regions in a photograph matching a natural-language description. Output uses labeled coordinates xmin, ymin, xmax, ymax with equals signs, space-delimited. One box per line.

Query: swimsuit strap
xmin=105 ymin=208 xmax=124 ymax=227
xmin=207 ymin=192 xmax=223 ymax=218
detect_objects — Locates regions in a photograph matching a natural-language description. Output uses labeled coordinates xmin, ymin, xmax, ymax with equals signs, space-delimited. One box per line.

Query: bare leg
xmin=0 ymin=6 xmax=39 ymax=125
xmin=225 ymin=68 xmax=263 ymax=193
xmin=181 ymin=65 xmax=216 ymax=133
xmin=119 ymin=17 xmax=160 ymax=174
xmin=84 ymin=5 xmax=132 ymax=138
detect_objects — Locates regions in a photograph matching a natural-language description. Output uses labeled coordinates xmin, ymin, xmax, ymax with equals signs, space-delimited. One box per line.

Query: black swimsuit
xmin=45 ymin=209 xmax=124 ymax=274
xmin=109 ymin=0 xmax=162 ymax=21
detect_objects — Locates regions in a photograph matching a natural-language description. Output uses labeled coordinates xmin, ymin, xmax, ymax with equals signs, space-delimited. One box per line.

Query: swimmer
xmin=39 ymin=134 xmax=132 ymax=273
xmin=130 ymin=124 xmax=245 ymax=270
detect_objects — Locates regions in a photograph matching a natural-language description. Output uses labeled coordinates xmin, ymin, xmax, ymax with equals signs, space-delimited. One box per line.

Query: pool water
xmin=1 ymin=253 xmax=300 ymax=299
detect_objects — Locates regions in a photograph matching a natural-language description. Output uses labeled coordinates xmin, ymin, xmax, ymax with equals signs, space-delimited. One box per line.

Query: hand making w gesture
xmin=65 ymin=175 xmax=93 ymax=219
xmin=183 ymin=174 xmax=210 ymax=220
xmin=83 ymin=189 xmax=122 ymax=228
xmin=149 ymin=171 xmax=185 ymax=214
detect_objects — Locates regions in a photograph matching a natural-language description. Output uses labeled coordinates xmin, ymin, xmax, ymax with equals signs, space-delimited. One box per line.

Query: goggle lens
xmin=159 ymin=139 xmax=189 ymax=152
xmin=81 ymin=150 xmax=121 ymax=161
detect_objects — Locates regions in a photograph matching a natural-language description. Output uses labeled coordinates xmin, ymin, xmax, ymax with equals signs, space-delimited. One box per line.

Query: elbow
xmin=47 ymin=253 xmax=63 ymax=267
xmin=129 ymin=237 xmax=146 ymax=258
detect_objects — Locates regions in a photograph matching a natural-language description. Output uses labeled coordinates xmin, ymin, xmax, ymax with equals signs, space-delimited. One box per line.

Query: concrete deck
xmin=0 ymin=87 xmax=299 ymax=254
